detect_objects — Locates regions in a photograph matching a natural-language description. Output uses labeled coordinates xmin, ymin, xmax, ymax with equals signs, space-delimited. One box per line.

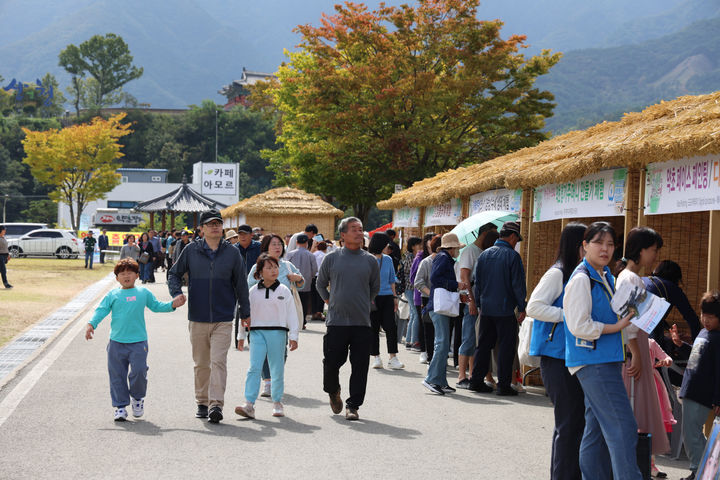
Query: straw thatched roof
xmin=221 ymin=187 xmax=344 ymax=218
xmin=378 ymin=91 xmax=720 ymax=210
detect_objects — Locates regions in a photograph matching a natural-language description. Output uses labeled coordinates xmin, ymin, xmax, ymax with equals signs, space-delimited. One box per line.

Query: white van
xmin=2 ymin=223 xmax=48 ymax=239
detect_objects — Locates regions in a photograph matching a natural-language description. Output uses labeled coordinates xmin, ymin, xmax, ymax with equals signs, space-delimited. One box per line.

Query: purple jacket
xmin=410 ymin=251 xmax=424 ymax=306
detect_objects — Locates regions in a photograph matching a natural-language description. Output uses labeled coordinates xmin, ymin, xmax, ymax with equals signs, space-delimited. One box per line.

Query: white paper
xmin=610 ymin=284 xmax=671 ymax=334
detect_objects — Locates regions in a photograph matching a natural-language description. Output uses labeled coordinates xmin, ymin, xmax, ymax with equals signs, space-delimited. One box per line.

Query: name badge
xmin=576 ymin=338 xmax=596 ymax=350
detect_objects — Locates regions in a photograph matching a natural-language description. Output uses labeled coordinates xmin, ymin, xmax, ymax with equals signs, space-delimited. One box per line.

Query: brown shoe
xmin=329 ymin=390 xmax=343 ymax=414
xmin=345 ymin=407 xmax=359 ymax=421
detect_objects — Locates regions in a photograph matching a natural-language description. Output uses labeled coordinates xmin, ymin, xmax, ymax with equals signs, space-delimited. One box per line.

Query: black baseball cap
xmin=199 ymin=209 xmax=222 ymax=225
xmin=237 ymin=224 xmax=252 ymax=234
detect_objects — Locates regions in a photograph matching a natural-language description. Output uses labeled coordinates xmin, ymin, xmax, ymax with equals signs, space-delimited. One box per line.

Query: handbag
xmin=290 ymin=283 xmax=304 ymax=326
xmin=433 ymin=288 xmax=460 ymax=317
xmin=138 ymin=251 xmax=150 ymax=264
xmin=397 ymin=295 xmax=410 ymax=320
xmin=518 ymin=317 xmax=541 ymax=368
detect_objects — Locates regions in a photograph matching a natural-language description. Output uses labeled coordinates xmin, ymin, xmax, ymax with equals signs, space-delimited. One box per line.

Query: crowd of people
xmin=85 ymin=211 xmax=719 ymax=479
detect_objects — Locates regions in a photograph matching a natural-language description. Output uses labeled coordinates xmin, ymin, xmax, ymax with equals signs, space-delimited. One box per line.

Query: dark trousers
xmin=423 ymin=310 xmax=435 ymax=362
xmin=416 ymin=305 xmax=426 ymax=350
xmin=99 ymin=251 xmax=106 ymax=263
xmin=540 ymin=355 xmax=585 ymax=480
xmin=311 ymin=278 xmax=324 ymax=315
xmin=370 ymin=295 xmax=398 ymax=355
xmin=298 ymin=291 xmax=312 ymax=324
xmin=323 ymin=326 xmax=372 ymax=410
xmin=471 ymin=314 xmax=518 ymax=388
xmin=0 ymin=254 xmax=8 ymax=286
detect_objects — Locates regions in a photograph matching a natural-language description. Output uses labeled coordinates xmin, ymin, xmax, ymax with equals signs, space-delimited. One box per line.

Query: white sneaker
xmin=130 ymin=397 xmax=144 ymax=418
xmin=387 ymin=356 xmax=405 ymax=370
xmin=419 ymin=352 xmax=429 ymax=364
xmin=234 ymin=402 xmax=255 ymax=419
xmin=114 ymin=407 xmax=128 ymax=422
xmin=261 ymin=380 xmax=271 ymax=397
xmin=372 ymin=356 xmax=383 ymax=369
xmin=511 ymin=382 xmax=526 ymax=393
xmin=272 ymin=402 xmax=284 ymax=417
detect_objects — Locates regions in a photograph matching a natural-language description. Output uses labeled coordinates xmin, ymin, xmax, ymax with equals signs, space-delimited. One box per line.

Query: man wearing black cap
xmin=469 ymin=221 xmax=527 ymax=396
xmin=235 ymin=224 xmax=261 ymax=277
xmin=168 ymin=209 xmax=251 ymax=424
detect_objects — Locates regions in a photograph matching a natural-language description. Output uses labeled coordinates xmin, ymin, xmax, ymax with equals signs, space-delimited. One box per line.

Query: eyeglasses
xmin=204 ymin=221 xmax=223 ymax=227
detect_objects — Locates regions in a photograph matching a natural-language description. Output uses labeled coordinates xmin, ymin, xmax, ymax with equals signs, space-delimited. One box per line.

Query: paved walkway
xmin=0 ymin=273 xmax=692 ymax=479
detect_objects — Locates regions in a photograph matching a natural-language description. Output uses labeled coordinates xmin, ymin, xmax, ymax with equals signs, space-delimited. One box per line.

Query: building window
xmin=121 ymin=176 xmax=129 ymax=183
xmin=107 ymin=201 xmax=137 ymax=209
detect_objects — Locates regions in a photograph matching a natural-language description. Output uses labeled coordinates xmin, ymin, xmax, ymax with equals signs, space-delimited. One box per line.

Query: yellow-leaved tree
xmin=22 ymin=113 xmax=132 ymax=232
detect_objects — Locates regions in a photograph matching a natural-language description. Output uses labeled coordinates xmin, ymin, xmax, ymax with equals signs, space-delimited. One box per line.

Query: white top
xmin=614 ymin=269 xmax=641 ymax=340
xmin=313 ymin=250 xmax=326 ymax=271
xmin=526 ymin=267 xmax=564 ymax=324
xmin=238 ymin=283 xmax=299 ymax=341
xmin=454 ymin=243 xmax=482 ymax=281
xmin=286 ymin=231 xmax=303 ymax=252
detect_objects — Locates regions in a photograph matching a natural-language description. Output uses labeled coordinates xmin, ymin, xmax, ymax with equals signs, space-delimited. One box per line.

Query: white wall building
xmin=57 ymin=162 xmax=239 ymax=230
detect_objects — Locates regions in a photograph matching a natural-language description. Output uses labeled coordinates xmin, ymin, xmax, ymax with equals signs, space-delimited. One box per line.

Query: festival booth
xmin=220 ymin=187 xmax=344 ymax=240
xmin=378 ymin=92 xmax=720 ymax=336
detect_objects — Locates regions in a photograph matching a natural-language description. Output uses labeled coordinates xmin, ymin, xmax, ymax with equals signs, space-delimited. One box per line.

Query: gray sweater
xmin=316 ymin=247 xmax=380 ymax=327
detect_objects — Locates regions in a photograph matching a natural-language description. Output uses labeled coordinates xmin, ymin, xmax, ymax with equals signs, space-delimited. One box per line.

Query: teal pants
xmin=245 ymin=330 xmax=288 ymax=403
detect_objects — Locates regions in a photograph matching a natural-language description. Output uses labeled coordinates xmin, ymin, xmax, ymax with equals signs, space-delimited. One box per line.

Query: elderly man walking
xmin=168 ymin=209 xmax=251 ymax=423
xmin=316 ymin=217 xmax=380 ymax=421
xmin=287 ymin=234 xmax=318 ymax=328
xmin=469 ymin=221 xmax=527 ymax=396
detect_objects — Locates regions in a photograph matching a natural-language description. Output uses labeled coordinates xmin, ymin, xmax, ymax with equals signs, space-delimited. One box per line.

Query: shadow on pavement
xmin=280 ymin=393 xmax=326 ymax=409
xmin=372 ymin=369 xmax=423 ymax=378
xmin=330 ymin=416 xmax=422 ymax=439
xmin=101 ymin=419 xmax=266 ymax=441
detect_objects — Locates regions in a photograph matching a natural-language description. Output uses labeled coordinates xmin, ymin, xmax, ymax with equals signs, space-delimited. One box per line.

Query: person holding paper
xmin=616 ymin=226 xmax=670 ymax=473
xmin=563 ymin=222 xmax=641 ymax=480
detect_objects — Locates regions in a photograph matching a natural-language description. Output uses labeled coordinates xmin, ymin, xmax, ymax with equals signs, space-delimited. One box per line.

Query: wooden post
xmin=193 ymin=212 xmax=198 ymax=229
xmin=623 ymin=168 xmax=640 ymax=256
xmin=708 ymin=210 xmax=720 ymax=291
xmin=161 ymin=211 xmax=167 ymax=231
xmin=523 ymin=189 xmax=535 ymax=294
xmin=461 ymin=197 xmax=469 ymax=222
xmin=419 ymin=207 xmax=426 ymax=235
xmin=149 ymin=212 xmax=155 ymax=231
xmin=170 ymin=211 xmax=176 ymax=230
xmin=637 ymin=169 xmax=646 ymax=227
xmin=561 ymin=218 xmax=570 ymax=229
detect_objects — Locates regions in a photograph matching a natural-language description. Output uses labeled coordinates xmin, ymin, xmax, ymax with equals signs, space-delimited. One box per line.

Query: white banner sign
xmin=201 ymin=163 xmax=238 ymax=195
xmin=393 ymin=207 xmax=420 ymax=228
xmin=645 ymin=155 xmax=720 ymax=215
xmin=533 ymin=168 xmax=627 ymax=222
xmin=424 ymin=199 xmax=462 ymax=226
xmin=469 ymin=189 xmax=522 ymax=216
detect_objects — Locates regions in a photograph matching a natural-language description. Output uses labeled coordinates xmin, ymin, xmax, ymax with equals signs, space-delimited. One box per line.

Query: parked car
xmin=7 ymin=229 xmax=80 ymax=259
xmin=2 ymin=223 xmax=48 ymax=239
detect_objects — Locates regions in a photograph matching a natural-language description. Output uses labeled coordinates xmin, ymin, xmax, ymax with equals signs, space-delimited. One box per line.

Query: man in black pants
xmin=316 ymin=217 xmax=380 ymax=421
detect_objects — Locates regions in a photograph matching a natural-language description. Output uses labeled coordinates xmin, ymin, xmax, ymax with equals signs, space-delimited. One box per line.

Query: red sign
xmin=100 ymin=215 xmax=115 ymax=223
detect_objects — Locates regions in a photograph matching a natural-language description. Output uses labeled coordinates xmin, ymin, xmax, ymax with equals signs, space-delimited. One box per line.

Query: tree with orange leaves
xmin=21 ymin=114 xmax=132 ymax=232
xmin=256 ymin=0 xmax=561 ymax=222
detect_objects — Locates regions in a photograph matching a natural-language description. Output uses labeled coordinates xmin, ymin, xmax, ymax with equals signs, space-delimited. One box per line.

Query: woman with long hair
xmin=138 ymin=232 xmax=154 ymax=284
xmin=527 ymin=222 xmax=587 ymax=480
xmin=409 ymin=232 xmax=435 ymax=362
xmin=563 ymin=221 xmax=641 ymax=479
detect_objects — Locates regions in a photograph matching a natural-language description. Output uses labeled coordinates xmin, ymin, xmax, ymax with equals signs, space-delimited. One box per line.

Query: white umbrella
xmin=450 ymin=210 xmax=518 ymax=248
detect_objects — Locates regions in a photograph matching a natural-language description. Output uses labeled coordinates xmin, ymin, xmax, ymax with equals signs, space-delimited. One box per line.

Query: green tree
xmin=257 ymin=0 xmax=561 ymax=222
xmin=37 ymin=73 xmax=67 ymax=118
xmin=21 ymin=114 xmax=132 ymax=232
xmin=21 ymin=199 xmax=57 ymax=225
xmin=59 ymin=33 xmax=143 ymax=115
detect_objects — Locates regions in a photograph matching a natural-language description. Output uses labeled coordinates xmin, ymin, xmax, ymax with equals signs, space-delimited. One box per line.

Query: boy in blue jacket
xmin=86 ymin=258 xmax=184 ymax=421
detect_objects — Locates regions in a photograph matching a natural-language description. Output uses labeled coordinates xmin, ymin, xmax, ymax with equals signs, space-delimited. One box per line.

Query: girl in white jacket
xmin=235 ymin=254 xmax=299 ymax=418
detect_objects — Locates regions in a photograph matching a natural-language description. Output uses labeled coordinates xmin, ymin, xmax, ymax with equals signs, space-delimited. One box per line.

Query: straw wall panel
xmin=245 ymin=215 xmax=338 ymax=241
xmin=645 ymin=211 xmax=708 ymax=336
xmin=527 ymin=219 xmax=562 ymax=293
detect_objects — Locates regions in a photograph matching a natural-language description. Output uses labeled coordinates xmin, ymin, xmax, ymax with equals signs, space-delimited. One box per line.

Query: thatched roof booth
xmin=221 ymin=187 xmax=344 ymax=239
xmin=379 ymin=91 xmax=720 ymax=334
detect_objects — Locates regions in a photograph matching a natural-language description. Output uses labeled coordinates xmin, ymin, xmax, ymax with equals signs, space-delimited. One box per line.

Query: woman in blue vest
xmin=563 ymin=222 xmax=641 ymax=480
xmin=527 ymin=222 xmax=587 ymax=480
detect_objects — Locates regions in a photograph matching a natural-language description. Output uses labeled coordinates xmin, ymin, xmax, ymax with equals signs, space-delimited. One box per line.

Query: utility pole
xmin=215 ymin=108 xmax=218 ymax=163
xmin=2 ymin=194 xmax=8 ymax=224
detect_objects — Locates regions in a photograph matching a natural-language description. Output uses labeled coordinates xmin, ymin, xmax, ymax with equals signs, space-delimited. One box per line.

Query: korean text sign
xmin=645 ymin=155 xmax=720 ymax=215
xmin=393 ymin=207 xmax=420 ymax=227
xmin=424 ymin=199 xmax=462 ymax=226
xmin=469 ymin=189 xmax=522 ymax=216
xmin=201 ymin=163 xmax=238 ymax=195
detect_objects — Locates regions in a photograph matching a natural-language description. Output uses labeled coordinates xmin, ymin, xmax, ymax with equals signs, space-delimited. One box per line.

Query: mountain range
xmin=0 ymin=0 xmax=718 ymax=132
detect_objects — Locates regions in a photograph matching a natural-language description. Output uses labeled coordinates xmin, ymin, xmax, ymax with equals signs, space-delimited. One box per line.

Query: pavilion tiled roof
xmin=133 ymin=182 xmax=226 ymax=213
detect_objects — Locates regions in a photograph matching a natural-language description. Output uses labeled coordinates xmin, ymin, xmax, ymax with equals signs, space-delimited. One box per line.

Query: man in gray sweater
xmin=316 ymin=217 xmax=380 ymax=421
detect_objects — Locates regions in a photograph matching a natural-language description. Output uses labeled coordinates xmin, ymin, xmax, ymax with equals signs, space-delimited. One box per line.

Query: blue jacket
xmin=168 ymin=239 xmax=250 ymax=323
xmin=529 ymin=267 xmax=566 ymax=359
xmin=473 ymin=240 xmax=526 ymax=316
xmin=237 ymin=240 xmax=262 ymax=276
xmin=425 ymin=250 xmax=458 ymax=314
xmin=98 ymin=234 xmax=109 ymax=250
xmin=564 ymin=259 xmax=625 ymax=368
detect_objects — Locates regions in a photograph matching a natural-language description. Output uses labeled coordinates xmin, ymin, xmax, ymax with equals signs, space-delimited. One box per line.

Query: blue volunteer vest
xmin=529 ymin=267 xmax=566 ymax=360
xmin=563 ymin=259 xmax=625 ymax=368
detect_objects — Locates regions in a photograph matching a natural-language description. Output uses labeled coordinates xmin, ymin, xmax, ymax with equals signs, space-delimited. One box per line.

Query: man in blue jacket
xmin=168 ymin=209 xmax=251 ymax=423
xmin=98 ymin=229 xmax=109 ymax=264
xmin=469 ymin=221 xmax=527 ymax=396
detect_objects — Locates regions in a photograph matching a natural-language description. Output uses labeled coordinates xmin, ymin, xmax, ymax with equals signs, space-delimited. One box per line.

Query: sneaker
xmin=261 ymin=380 xmax=271 ymax=397
xmin=272 ymin=402 xmax=284 ymax=417
xmin=511 ymin=382 xmax=526 ymax=393
xmin=195 ymin=404 xmax=208 ymax=418
xmin=456 ymin=378 xmax=471 ymax=389
xmin=496 ymin=385 xmax=519 ymax=396
xmin=441 ymin=385 xmax=456 ymax=394
xmin=419 ymin=352 xmax=429 ymax=364
xmin=234 ymin=402 xmax=255 ymax=419
xmin=4 ymin=284 xmax=12 ymax=289
xmin=680 ymin=472 xmax=696 ymax=480
xmin=329 ymin=390 xmax=343 ymax=414
xmin=422 ymin=380 xmax=445 ymax=395
xmin=345 ymin=407 xmax=359 ymax=421
xmin=387 ymin=356 xmax=404 ymax=370
xmin=130 ymin=397 xmax=144 ymax=418
xmin=114 ymin=407 xmax=128 ymax=422
xmin=469 ymin=382 xmax=494 ymax=393
xmin=208 ymin=406 xmax=223 ymax=423
xmin=405 ymin=343 xmax=413 ymax=350
xmin=372 ymin=356 xmax=383 ymax=369
xmin=484 ymin=378 xmax=496 ymax=389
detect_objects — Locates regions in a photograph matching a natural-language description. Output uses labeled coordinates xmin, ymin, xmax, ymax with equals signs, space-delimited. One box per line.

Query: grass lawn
xmin=0 ymin=258 xmax=116 ymax=347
